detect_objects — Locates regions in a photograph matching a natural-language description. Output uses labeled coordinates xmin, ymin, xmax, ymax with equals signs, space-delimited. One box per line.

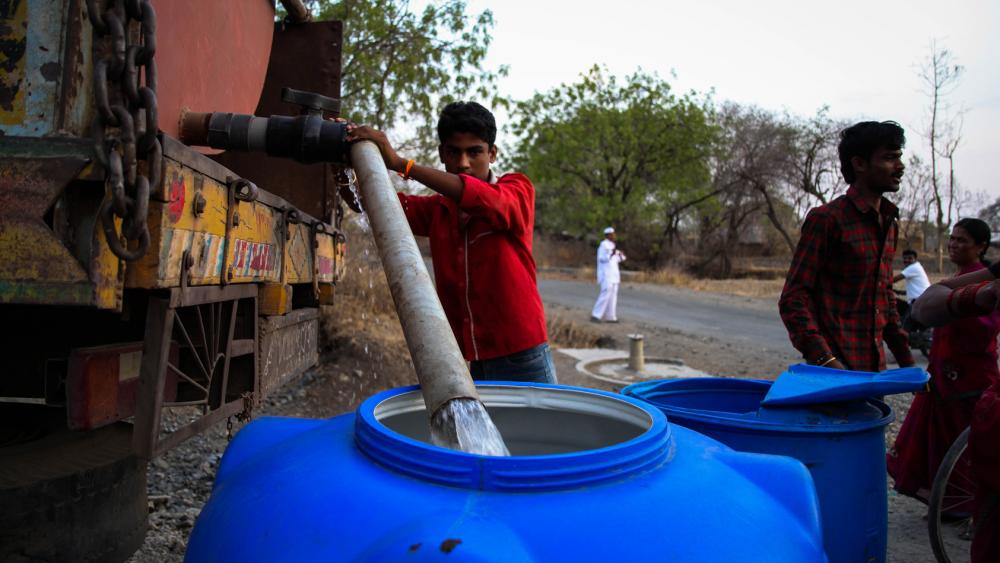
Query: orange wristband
xmin=402 ymin=159 xmax=415 ymax=180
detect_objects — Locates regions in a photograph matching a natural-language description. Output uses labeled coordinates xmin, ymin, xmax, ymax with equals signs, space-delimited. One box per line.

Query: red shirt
xmin=779 ymin=185 xmax=913 ymax=371
xmin=398 ymin=172 xmax=548 ymax=361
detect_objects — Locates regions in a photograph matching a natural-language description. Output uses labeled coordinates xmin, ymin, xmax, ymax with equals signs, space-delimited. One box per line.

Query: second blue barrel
xmin=623 ymin=365 xmax=929 ymax=563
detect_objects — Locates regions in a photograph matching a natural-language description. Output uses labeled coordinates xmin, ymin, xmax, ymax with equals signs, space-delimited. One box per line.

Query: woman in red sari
xmin=909 ymin=219 xmax=1000 ymax=563
xmin=888 ymin=218 xmax=1000 ymax=507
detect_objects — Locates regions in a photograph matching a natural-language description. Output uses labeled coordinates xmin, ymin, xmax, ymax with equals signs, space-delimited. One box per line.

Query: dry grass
xmin=320 ymin=219 xmax=406 ymax=353
xmin=546 ymin=314 xmax=605 ymax=349
xmin=629 ymin=266 xmax=786 ymax=299
xmin=325 ymin=220 xmax=616 ymax=353
xmin=538 ymin=264 xmax=787 ymax=300
xmin=533 ymin=235 xmax=594 ymax=269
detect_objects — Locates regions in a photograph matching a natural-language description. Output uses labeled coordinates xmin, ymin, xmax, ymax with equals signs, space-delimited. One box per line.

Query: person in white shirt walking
xmin=894 ymin=249 xmax=931 ymax=303
xmin=591 ymin=227 xmax=626 ymax=323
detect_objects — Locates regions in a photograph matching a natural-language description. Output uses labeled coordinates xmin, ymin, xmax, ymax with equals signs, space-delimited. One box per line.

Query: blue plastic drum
xmin=623 ymin=367 xmax=928 ymax=563
xmin=186 ymin=383 xmax=827 ymax=562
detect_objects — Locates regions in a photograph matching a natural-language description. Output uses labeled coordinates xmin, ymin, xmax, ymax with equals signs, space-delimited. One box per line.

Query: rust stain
xmin=39 ymin=61 xmax=60 ymax=81
xmin=439 ymin=539 xmax=462 ymax=554
xmin=56 ymin=0 xmax=86 ymax=131
xmin=0 ymin=151 xmax=93 ymax=299
xmin=0 ymin=0 xmax=27 ymax=117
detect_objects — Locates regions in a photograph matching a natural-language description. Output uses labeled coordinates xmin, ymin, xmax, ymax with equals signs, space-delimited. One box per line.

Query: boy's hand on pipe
xmin=331 ymin=118 xmax=406 ymax=172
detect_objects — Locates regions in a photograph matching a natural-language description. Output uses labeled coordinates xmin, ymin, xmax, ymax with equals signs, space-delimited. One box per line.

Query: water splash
xmin=430 ymin=398 xmax=510 ymax=456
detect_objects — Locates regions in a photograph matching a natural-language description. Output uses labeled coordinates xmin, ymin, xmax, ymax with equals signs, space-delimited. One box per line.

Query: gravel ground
xmin=128 ymin=302 xmax=967 ymax=563
xmin=128 ymin=332 xmax=417 ymax=562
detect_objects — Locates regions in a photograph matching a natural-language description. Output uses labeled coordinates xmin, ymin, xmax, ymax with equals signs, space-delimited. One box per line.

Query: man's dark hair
xmin=837 ymin=121 xmax=905 ymax=184
xmin=902 ymin=249 xmax=918 ymax=259
xmin=437 ymin=101 xmax=497 ymax=146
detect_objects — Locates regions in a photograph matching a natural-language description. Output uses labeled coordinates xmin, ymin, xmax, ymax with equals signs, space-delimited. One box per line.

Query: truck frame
xmin=0 ymin=1 xmax=348 ymax=559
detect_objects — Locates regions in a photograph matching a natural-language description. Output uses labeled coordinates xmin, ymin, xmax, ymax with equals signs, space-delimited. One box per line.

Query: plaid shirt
xmin=779 ymin=185 xmax=913 ymax=371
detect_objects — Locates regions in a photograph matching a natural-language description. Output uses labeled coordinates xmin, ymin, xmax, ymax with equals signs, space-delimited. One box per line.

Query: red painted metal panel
xmin=150 ymin=0 xmax=275 ymax=146
xmin=67 ymin=341 xmax=178 ymax=430
xmin=211 ymin=19 xmax=344 ymax=221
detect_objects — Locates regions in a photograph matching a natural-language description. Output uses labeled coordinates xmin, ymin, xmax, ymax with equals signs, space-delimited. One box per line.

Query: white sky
xmin=450 ymin=0 xmax=999 ymax=202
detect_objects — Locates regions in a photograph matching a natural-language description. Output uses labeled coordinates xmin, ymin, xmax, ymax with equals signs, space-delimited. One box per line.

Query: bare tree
xmin=939 ymin=121 xmax=963 ymax=226
xmin=785 ymin=108 xmax=850 ymax=216
xmin=954 ymin=187 xmax=987 ymax=222
xmin=978 ymin=196 xmax=1000 ymax=231
xmin=711 ymin=104 xmax=800 ymax=253
xmin=892 ymin=154 xmax=934 ymax=251
xmin=693 ymin=185 xmax=764 ymax=278
xmin=919 ymin=41 xmax=964 ymax=269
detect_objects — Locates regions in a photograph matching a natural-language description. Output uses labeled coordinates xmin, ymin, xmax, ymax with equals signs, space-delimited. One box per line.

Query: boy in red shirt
xmin=347 ymin=102 xmax=555 ymax=383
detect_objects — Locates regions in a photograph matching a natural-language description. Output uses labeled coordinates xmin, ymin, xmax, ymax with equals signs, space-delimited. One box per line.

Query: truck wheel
xmin=0 ymin=414 xmax=147 ymax=563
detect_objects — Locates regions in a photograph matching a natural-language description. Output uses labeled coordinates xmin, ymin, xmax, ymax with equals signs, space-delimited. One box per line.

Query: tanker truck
xmin=0 ymin=1 xmax=351 ymax=559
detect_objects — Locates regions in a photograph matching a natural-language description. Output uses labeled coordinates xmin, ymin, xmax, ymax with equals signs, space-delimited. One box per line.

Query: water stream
xmin=430 ymin=398 xmax=510 ymax=456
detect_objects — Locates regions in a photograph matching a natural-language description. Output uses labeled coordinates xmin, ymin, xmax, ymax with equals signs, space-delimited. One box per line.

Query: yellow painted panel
xmin=283 ymin=223 xmax=311 ymax=284
xmin=226 ymin=200 xmax=281 ymax=284
xmin=282 ymin=226 xmax=340 ymax=285
xmin=127 ymin=160 xmax=286 ymax=288
xmin=0 ymin=219 xmax=88 ymax=282
xmin=316 ymin=233 xmax=336 ymax=283
xmin=91 ymin=212 xmax=123 ymax=311
xmin=259 ymin=283 xmax=293 ymax=316
xmin=0 ymin=0 xmax=27 ymax=126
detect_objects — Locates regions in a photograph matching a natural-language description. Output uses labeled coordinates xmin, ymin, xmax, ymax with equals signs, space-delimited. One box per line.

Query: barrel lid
xmin=760 ymin=364 xmax=929 ymax=407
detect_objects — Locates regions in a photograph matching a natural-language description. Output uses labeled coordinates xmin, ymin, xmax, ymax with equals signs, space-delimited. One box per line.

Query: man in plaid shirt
xmin=779 ymin=121 xmax=915 ymax=372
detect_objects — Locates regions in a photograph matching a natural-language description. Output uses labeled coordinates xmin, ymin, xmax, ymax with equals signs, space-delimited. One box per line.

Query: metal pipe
xmin=178 ymin=109 xmax=348 ymax=164
xmin=349 ymin=141 xmax=480 ymax=416
xmin=278 ymin=0 xmax=313 ymax=23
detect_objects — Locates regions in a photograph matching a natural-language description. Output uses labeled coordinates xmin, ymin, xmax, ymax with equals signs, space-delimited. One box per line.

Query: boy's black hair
xmin=902 ymin=249 xmax=918 ymax=259
xmin=837 ymin=121 xmax=906 ymax=184
xmin=437 ymin=101 xmax=497 ymax=146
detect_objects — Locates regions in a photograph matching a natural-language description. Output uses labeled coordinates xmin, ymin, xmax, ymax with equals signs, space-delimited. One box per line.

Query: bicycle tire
xmin=928 ymin=427 xmax=975 ymax=563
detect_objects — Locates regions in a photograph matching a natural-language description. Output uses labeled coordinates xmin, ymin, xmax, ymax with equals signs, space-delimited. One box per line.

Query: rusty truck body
xmin=0 ymin=1 xmax=348 ymax=559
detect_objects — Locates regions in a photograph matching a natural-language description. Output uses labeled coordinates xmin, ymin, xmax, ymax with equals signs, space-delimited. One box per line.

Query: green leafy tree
xmin=289 ymin=0 xmax=507 ymax=158
xmin=510 ymin=66 xmax=718 ymax=264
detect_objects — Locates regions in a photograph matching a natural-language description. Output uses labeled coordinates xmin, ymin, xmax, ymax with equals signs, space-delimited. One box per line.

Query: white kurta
xmin=592 ymin=240 xmax=624 ymax=321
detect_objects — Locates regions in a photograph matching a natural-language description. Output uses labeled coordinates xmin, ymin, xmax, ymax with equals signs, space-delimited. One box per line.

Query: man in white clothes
xmin=591 ymin=227 xmax=626 ymax=323
xmin=893 ymin=249 xmax=930 ymax=303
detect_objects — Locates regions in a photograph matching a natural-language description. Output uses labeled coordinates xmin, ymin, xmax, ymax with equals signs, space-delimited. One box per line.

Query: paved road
xmin=539 ymin=279 xmax=928 ymax=369
xmin=539 ymin=279 xmax=794 ymax=353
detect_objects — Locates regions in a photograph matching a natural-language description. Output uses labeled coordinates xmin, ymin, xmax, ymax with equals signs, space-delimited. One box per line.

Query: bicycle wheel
xmin=928 ymin=427 xmax=976 ymax=563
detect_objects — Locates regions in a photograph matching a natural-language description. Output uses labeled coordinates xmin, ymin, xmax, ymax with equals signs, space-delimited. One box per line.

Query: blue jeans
xmin=469 ymin=343 xmax=557 ymax=384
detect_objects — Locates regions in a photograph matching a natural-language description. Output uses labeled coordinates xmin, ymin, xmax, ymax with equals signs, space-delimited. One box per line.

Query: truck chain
xmin=87 ymin=0 xmax=159 ymax=262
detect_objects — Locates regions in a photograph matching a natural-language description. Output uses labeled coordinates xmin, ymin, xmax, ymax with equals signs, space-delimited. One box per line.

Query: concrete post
xmin=628 ymin=334 xmax=645 ymax=372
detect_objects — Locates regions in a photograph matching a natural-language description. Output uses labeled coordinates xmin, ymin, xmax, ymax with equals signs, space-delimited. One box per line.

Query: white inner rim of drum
xmin=373 ymin=385 xmax=654 ymax=430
